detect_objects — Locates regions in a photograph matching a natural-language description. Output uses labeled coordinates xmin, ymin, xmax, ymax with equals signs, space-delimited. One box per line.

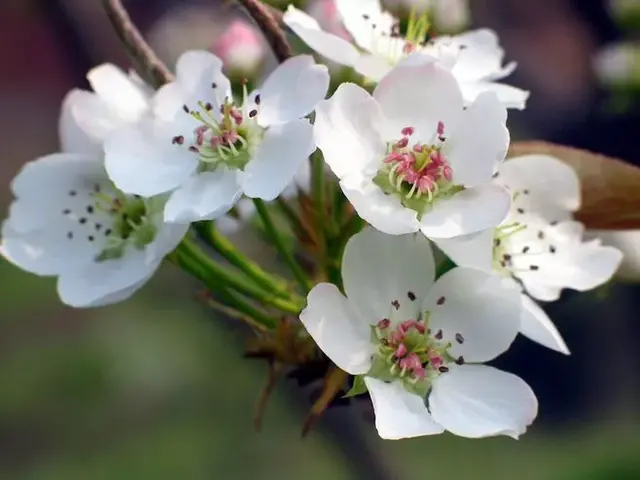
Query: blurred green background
xmin=1 ymin=1 xmax=639 ymax=479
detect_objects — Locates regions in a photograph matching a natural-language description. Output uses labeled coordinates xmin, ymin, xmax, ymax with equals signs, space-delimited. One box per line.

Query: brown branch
xmin=235 ymin=0 xmax=292 ymax=63
xmin=102 ymin=0 xmax=174 ymax=88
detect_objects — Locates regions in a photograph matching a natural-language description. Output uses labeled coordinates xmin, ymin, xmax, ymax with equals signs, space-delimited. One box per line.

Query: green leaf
xmin=343 ymin=375 xmax=368 ymax=398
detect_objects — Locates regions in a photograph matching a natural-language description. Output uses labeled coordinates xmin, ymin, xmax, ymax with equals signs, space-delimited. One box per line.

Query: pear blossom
xmin=283 ymin=0 xmax=528 ymax=108
xmin=314 ymin=59 xmax=511 ymax=243
xmin=1 ymin=85 xmax=188 ymax=308
xmin=437 ymin=155 xmax=623 ymax=354
xmin=300 ymin=228 xmax=537 ymax=440
xmin=104 ymin=51 xmax=329 ymax=224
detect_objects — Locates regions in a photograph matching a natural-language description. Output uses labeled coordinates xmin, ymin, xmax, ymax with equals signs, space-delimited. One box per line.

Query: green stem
xmin=195 ymin=222 xmax=292 ymax=299
xmin=206 ymin=288 xmax=277 ymax=331
xmin=276 ymin=197 xmax=312 ymax=242
xmin=178 ymin=237 xmax=304 ymax=314
xmin=252 ymin=199 xmax=313 ymax=293
xmin=312 ymin=153 xmax=329 ymax=278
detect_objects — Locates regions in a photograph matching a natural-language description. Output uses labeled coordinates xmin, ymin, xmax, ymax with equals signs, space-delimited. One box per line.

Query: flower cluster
xmin=0 ymin=0 xmax=626 ymax=441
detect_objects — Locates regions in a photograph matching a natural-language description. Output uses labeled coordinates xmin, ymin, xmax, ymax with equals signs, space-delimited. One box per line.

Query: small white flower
xmin=0 ymin=76 xmax=188 ymax=308
xmin=283 ymin=0 xmax=528 ymax=108
xmin=300 ymin=228 xmax=537 ymax=440
xmin=438 ymin=155 xmax=623 ymax=354
xmin=104 ymin=51 xmax=329 ymax=224
xmin=314 ymin=59 xmax=511 ymax=242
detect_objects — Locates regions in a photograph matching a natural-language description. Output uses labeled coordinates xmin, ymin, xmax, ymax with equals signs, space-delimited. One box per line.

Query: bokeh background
xmin=1 ymin=0 xmax=640 ymax=478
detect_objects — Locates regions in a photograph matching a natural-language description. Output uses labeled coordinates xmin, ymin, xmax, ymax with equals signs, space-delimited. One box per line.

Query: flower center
xmin=174 ymin=83 xmax=263 ymax=172
xmin=62 ymin=182 xmax=158 ymax=262
xmin=367 ymin=297 xmax=464 ymax=398
xmin=373 ymin=124 xmax=463 ymax=215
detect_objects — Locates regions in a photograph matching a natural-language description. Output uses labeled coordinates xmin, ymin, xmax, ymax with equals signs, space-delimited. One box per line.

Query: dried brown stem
xmin=235 ymin=0 xmax=292 ymax=63
xmin=102 ymin=0 xmax=174 ymax=87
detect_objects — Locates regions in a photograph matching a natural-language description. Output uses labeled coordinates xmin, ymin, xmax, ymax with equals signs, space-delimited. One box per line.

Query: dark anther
xmin=134 ymin=195 xmax=141 ymax=199
xmin=391 ymin=300 xmax=400 ymax=310
xmin=95 ymin=224 xmax=102 ymax=231
xmin=182 ymin=105 xmax=190 ymax=113
xmin=121 ymin=233 xmax=130 ymax=240
xmin=69 ymin=190 xmax=77 ymax=196
xmin=171 ymin=135 xmax=184 ymax=145
xmin=94 ymin=184 xmax=101 ymax=193
xmin=530 ymin=265 xmax=540 ymax=271
xmin=434 ymin=329 xmax=443 ymax=340
xmin=436 ymin=296 xmax=446 ymax=305
xmin=438 ymin=366 xmax=449 ymax=373
xmin=537 ymin=231 xmax=544 ymax=240
xmin=438 ymin=136 xmax=446 ymax=142
xmin=79 ymin=218 xmax=87 ymax=224
xmin=523 ymin=189 xmax=530 ymax=194
xmin=67 ymin=232 xmax=73 ymax=239
xmin=371 ymin=23 xmax=377 ymax=29
xmin=205 ymin=102 xmax=213 ymax=111
xmin=407 ymin=291 xmax=416 ymax=301
xmin=455 ymin=333 xmax=464 ymax=344
xmin=63 ymin=209 xmax=71 ymax=215
xmin=255 ymin=94 xmax=261 ymax=105
xmin=211 ymin=82 xmax=217 ymax=89
xmin=455 ymin=356 xmax=465 ymax=365
xmin=105 ymin=229 xmax=112 ymax=236
xmin=517 ymin=208 xmax=525 ymax=214
xmin=362 ymin=14 xmax=370 ymax=20
xmin=249 ymin=109 xmax=258 ymax=118
xmin=87 ymin=235 xmax=94 ymax=242
xmin=494 ymin=238 xmax=501 ymax=247
xmin=522 ymin=246 xmax=530 ymax=254
xmin=188 ymin=146 xmax=199 ymax=153
xmin=550 ymin=220 xmax=558 ymax=226
xmin=503 ymin=253 xmax=512 ymax=261
xmin=549 ymin=245 xmax=556 ymax=254
xmin=86 ymin=206 xmax=94 ymax=214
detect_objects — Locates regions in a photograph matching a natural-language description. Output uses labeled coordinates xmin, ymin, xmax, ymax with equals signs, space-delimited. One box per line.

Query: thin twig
xmin=234 ymin=0 xmax=292 ymax=63
xmin=102 ymin=0 xmax=174 ymax=87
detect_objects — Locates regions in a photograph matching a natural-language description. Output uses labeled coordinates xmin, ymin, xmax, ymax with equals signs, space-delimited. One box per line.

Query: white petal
xmin=443 ymin=92 xmax=509 ymax=186
xmin=420 ymin=184 xmax=511 ymax=239
xmin=258 ymin=55 xmax=330 ymax=126
xmin=57 ymin=251 xmax=159 ymax=308
xmin=430 ymin=365 xmax=537 ymax=439
xmin=449 ymin=29 xmax=508 ymax=82
xmin=174 ymin=50 xmax=231 ymax=105
xmin=342 ymin=227 xmax=435 ymax=322
xmin=240 ymin=119 xmax=314 ymax=200
xmin=58 ymin=90 xmax=105 ymax=156
xmin=87 ymin=63 xmax=149 ymax=122
xmin=352 ymin=54 xmax=393 ymax=81
xmin=459 ymin=81 xmax=529 ymax=110
xmin=283 ymin=6 xmax=359 ymax=66
xmin=163 ymin=170 xmax=242 ymax=223
xmin=335 ymin=0 xmax=392 ymax=52
xmin=104 ymin=120 xmax=198 ymax=197
xmin=434 ymin=228 xmax=495 ymax=272
xmin=314 ymin=83 xmax=386 ymax=179
xmin=498 ymin=155 xmax=581 ymax=221
xmin=373 ymin=60 xmax=464 ymax=142
xmin=299 ymin=283 xmax=373 ymax=374
xmin=364 ymin=377 xmax=444 ymax=439
xmin=340 ymin=178 xmax=420 ymax=235
xmin=589 ymin=229 xmax=640 ymax=282
xmin=424 ymin=267 xmax=521 ymax=362
xmin=519 ymin=294 xmax=570 ymax=355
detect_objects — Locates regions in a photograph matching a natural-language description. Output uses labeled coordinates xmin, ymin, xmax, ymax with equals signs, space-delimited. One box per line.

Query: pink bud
xmin=394 ymin=343 xmax=408 ymax=358
xmin=211 ymin=20 xmax=265 ymax=74
xmin=401 ymin=126 xmax=415 ymax=136
xmin=437 ymin=121 xmax=445 ymax=136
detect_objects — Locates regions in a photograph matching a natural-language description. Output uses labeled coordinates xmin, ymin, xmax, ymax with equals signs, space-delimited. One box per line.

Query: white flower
xmin=283 ymin=0 xmax=528 ymax=108
xmin=437 ymin=155 xmax=623 ymax=354
xmin=300 ymin=228 xmax=537 ymax=440
xmin=314 ymin=59 xmax=511 ymax=243
xmin=1 ymin=90 xmax=188 ymax=308
xmin=104 ymin=51 xmax=329 ymax=224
